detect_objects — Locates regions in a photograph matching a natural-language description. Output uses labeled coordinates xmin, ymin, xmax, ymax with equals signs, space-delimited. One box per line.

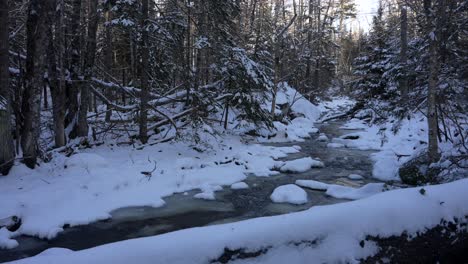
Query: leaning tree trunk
xmin=0 ymin=0 xmax=15 ymax=175
xmin=76 ymin=0 xmax=99 ymax=137
xmin=22 ymin=0 xmax=50 ymax=168
xmin=139 ymin=0 xmax=149 ymax=144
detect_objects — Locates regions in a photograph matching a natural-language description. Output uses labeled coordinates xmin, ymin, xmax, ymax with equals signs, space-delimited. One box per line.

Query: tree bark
xmin=76 ymin=0 xmax=99 ymax=137
xmin=65 ymin=0 xmax=82 ymax=135
xmin=47 ymin=0 xmax=67 ymax=147
xmin=0 ymin=0 xmax=15 ymax=175
xmin=22 ymin=0 xmax=50 ymax=168
xmin=424 ymin=0 xmax=440 ymax=163
xmin=139 ymin=0 xmax=149 ymax=143
xmin=104 ymin=6 xmax=113 ymax=122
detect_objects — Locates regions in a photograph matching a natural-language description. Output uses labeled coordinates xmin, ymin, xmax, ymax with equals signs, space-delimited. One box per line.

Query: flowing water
xmin=0 ymin=120 xmax=379 ymax=263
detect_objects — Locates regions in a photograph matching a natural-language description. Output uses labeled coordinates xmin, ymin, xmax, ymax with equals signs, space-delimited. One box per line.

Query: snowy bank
xmin=337 ymin=115 xmax=428 ymax=181
xmin=10 ymin=179 xmax=468 ymax=264
xmin=0 ymin=136 xmax=300 ymax=246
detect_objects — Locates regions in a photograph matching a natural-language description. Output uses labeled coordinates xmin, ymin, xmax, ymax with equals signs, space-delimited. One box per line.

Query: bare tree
xmin=76 ymin=0 xmax=99 ymax=137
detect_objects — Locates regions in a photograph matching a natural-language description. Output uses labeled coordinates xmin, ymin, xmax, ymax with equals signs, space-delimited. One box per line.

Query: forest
xmin=0 ymin=0 xmax=467 ymax=263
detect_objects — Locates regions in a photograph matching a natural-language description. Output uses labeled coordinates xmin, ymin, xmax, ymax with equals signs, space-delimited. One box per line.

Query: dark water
xmin=0 ymin=121 xmax=378 ymax=263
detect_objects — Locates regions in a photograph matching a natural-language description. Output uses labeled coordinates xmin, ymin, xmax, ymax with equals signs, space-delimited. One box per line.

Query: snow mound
xmin=0 ymin=228 xmax=18 ymax=249
xmin=280 ymin=157 xmax=324 ymax=173
xmin=270 ymin=184 xmax=308 ymax=205
xmin=230 ymin=182 xmax=249 ymax=190
xmin=348 ymin=174 xmax=364 ymax=180
xmin=295 ymin=180 xmax=329 ymax=191
xmin=317 ymin=134 xmax=329 ymax=142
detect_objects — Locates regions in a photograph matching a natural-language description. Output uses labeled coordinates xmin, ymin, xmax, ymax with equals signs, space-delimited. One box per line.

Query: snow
xmin=11 ymin=179 xmax=468 ymax=264
xmin=327 ymin=142 xmax=345 ymax=148
xmin=325 ymin=183 xmax=385 ymax=200
xmin=348 ymin=174 xmax=364 ymax=180
xmin=0 ymin=135 xmax=300 ymax=245
xmin=270 ymin=184 xmax=308 ymax=205
xmin=0 ymin=228 xmax=18 ymax=249
xmin=317 ymin=133 xmax=329 ymax=142
xmin=279 ymin=157 xmax=324 ymax=173
xmin=295 ymin=180 xmax=329 ymax=191
xmin=230 ymin=182 xmax=249 ymax=190
xmin=339 ymin=115 xmax=429 ymax=181
xmin=295 ymin=180 xmax=385 ymax=200
xmin=260 ymin=83 xmax=321 ymax=143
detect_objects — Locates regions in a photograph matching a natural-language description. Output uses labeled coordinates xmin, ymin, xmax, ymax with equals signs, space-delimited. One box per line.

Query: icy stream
xmin=0 ymin=121 xmax=380 ymax=262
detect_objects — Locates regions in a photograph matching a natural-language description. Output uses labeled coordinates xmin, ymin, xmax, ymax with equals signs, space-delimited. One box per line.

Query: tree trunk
xmin=22 ymin=0 xmax=50 ymax=168
xmin=139 ymin=0 xmax=149 ymax=143
xmin=425 ymin=0 xmax=440 ymax=163
xmin=76 ymin=0 xmax=99 ymax=137
xmin=65 ymin=0 xmax=82 ymax=135
xmin=0 ymin=0 xmax=15 ymax=175
xmin=104 ymin=7 xmax=113 ymax=122
xmin=47 ymin=0 xmax=67 ymax=147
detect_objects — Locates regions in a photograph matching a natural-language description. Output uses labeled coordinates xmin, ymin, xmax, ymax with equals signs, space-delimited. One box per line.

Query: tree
xmin=424 ymin=0 xmax=440 ymax=163
xmin=0 ymin=0 xmax=15 ymax=174
xmin=21 ymin=0 xmax=51 ymax=168
xmin=76 ymin=0 xmax=99 ymax=138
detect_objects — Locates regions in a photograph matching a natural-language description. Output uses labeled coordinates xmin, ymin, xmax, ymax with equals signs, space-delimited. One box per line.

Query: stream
xmin=0 ymin=120 xmax=379 ymax=263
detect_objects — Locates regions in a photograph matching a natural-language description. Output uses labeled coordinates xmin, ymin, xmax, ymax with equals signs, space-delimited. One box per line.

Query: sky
xmin=354 ymin=0 xmax=380 ymax=32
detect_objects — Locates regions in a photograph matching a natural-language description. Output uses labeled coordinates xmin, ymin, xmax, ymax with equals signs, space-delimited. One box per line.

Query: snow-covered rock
xmin=348 ymin=174 xmax=364 ymax=180
xmin=280 ymin=157 xmax=324 ymax=173
xmin=193 ymin=192 xmax=216 ymax=200
xmin=317 ymin=134 xmax=329 ymax=142
xmin=327 ymin=143 xmax=345 ymax=148
xmin=295 ymin=180 xmax=329 ymax=191
xmin=270 ymin=184 xmax=308 ymax=205
xmin=230 ymin=182 xmax=249 ymax=190
xmin=0 ymin=228 xmax=18 ymax=249
xmin=296 ymin=179 xmax=384 ymax=200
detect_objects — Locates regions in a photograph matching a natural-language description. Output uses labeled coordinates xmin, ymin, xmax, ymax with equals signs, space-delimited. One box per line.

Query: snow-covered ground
xmin=0 ymin=84 xmax=323 ymax=249
xmin=9 ymin=179 xmax=468 ymax=264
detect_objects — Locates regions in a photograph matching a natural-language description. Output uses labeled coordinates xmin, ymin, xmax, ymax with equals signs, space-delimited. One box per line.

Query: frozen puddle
xmin=0 ymin=121 xmax=382 ymax=263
